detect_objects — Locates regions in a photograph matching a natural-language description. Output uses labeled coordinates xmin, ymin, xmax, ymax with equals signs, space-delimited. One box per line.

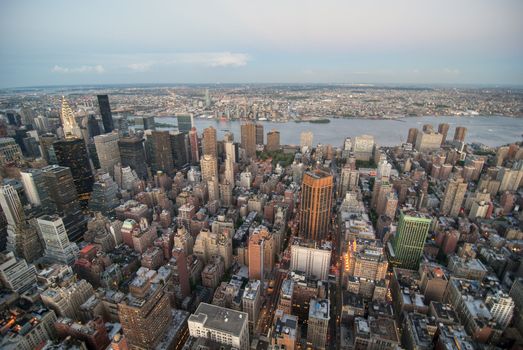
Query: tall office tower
xmin=88 ymin=173 xmax=119 ymax=213
xmin=224 ymin=157 xmax=235 ymax=185
xmin=290 ymin=238 xmax=331 ymax=280
xmin=171 ymin=248 xmax=192 ymax=299
xmin=20 ymin=169 xmax=55 ymax=213
xmin=353 ymin=135 xmax=375 ymax=161
xmin=0 ymin=251 xmax=37 ymax=293
xmin=388 ymin=211 xmax=432 ymax=269
xmin=219 ymin=181 xmax=233 ymax=207
xmin=188 ymin=303 xmax=250 ymax=350
xmin=200 ymin=154 xmax=218 ymax=183
xmin=207 ymin=177 xmax=219 ymax=202
xmin=440 ymin=178 xmax=467 ymax=217
xmin=97 ymin=95 xmax=114 ymax=133
xmin=176 ymin=113 xmax=194 ymax=133
xmin=415 ymin=130 xmax=444 ymax=152
xmin=242 ymin=280 xmax=261 ymax=333
xmin=307 ymin=299 xmax=330 ymax=350
xmin=60 ymin=96 xmax=83 ymax=139
xmin=42 ymin=165 xmax=80 ymax=215
xmin=118 ymin=272 xmax=172 ymax=349
xmin=266 ymin=129 xmax=280 ymax=152
xmin=86 ymin=114 xmax=101 ymax=138
xmin=0 ymin=185 xmax=42 ymax=262
xmin=188 ymin=127 xmax=200 ymax=163
xmin=194 ymin=229 xmax=233 ymax=269
xmin=300 ymin=131 xmax=313 ymax=149
xmin=438 ymin=123 xmax=450 ymax=145
xmin=241 ymin=122 xmax=257 ymax=159
xmin=248 ymin=225 xmax=275 ymax=281
xmin=202 ymin=126 xmax=217 ymax=157
xmin=0 ymin=137 xmax=23 ymax=166
xmin=224 ymin=141 xmax=236 ymax=163
xmin=146 ymin=130 xmax=174 ymax=174
xmin=170 ymin=131 xmax=189 ymax=167
xmin=39 ymin=133 xmax=57 ymax=163
xmin=94 ymin=132 xmax=120 ymax=176
xmin=118 ymin=135 xmax=147 ymax=179
xmin=339 ymin=165 xmax=359 ymax=197
xmin=347 ymin=241 xmax=388 ymax=282
xmin=299 ymin=169 xmax=333 ymax=241
xmin=406 ymin=128 xmax=418 ymax=145
xmin=256 ymin=124 xmax=264 ymax=145
xmin=54 ymin=138 xmax=94 ymax=201
xmin=453 ymin=126 xmax=467 ymax=143
xmin=36 ymin=215 xmax=79 ymax=265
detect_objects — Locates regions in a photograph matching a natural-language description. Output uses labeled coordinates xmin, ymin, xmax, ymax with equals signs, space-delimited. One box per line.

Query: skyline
xmin=1 ymin=0 xmax=522 ymax=88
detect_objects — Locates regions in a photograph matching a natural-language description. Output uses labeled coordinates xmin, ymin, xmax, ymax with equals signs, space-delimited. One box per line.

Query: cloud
xmin=123 ymin=52 xmax=250 ymax=72
xmin=52 ymin=65 xmax=105 ymax=74
xmin=127 ymin=62 xmax=153 ymax=72
xmin=174 ymin=52 xmax=250 ymax=67
xmin=443 ymin=68 xmax=460 ymax=75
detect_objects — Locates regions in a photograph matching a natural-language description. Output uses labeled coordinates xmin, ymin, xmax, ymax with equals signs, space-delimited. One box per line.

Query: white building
xmin=94 ymin=132 xmax=121 ymax=176
xmin=37 ymin=215 xmax=79 ymax=265
xmin=240 ymin=171 xmax=252 ymax=189
xmin=188 ymin=303 xmax=250 ymax=350
xmin=353 ymin=135 xmax=375 ymax=161
xmin=242 ymin=280 xmax=261 ymax=332
xmin=300 ymin=131 xmax=313 ymax=149
xmin=0 ymin=251 xmax=37 ymax=293
xmin=486 ymin=292 xmax=515 ymax=328
xmin=290 ymin=238 xmax=332 ymax=280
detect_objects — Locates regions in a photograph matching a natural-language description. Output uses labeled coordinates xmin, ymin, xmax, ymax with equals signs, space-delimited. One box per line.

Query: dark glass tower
xmin=170 ymin=132 xmax=189 ymax=168
xmin=87 ymin=114 xmax=101 ymax=138
xmin=97 ymin=94 xmax=114 ymax=133
xmin=118 ymin=136 xmax=148 ymax=179
xmin=53 ymin=138 xmax=94 ymax=202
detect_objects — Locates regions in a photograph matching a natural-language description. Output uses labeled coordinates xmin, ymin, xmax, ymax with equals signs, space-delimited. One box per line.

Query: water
xmin=153 ymin=116 xmax=523 ymax=147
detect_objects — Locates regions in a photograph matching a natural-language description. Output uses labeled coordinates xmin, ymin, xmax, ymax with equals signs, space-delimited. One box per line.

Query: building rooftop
xmin=309 ymin=298 xmax=330 ymax=320
xmin=189 ymin=303 xmax=248 ymax=335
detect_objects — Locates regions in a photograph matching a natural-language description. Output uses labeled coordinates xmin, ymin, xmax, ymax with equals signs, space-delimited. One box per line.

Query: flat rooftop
xmin=189 ymin=303 xmax=247 ymax=335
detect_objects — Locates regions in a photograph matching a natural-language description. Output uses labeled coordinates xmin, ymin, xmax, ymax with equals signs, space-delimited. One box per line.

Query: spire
xmin=61 ymin=96 xmax=82 ymax=139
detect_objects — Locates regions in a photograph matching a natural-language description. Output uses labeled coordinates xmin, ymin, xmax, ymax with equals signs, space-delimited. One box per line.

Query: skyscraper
xmin=60 ymin=96 xmax=82 ymax=139
xmin=36 ymin=215 xmax=79 ymax=265
xmin=224 ymin=141 xmax=236 ymax=163
xmin=94 ymin=132 xmax=120 ymax=176
xmin=88 ymin=173 xmax=119 ymax=214
xmin=0 ymin=185 xmax=42 ymax=262
xmin=440 ymin=178 xmax=467 ymax=217
xmin=97 ymin=95 xmax=114 ymax=133
xmin=170 ymin=131 xmax=189 ymax=168
xmin=266 ymin=129 xmax=280 ymax=152
xmin=86 ymin=114 xmax=101 ymax=138
xmin=453 ymin=126 xmax=467 ymax=143
xmin=307 ymin=299 xmax=330 ymax=350
xmin=200 ymin=154 xmax=218 ymax=183
xmin=388 ymin=211 xmax=432 ymax=269
xmin=118 ymin=135 xmax=147 ymax=179
xmin=118 ymin=271 xmax=172 ymax=349
xmin=407 ymin=128 xmax=418 ymax=145
xmin=299 ymin=169 xmax=333 ymax=241
xmin=176 ymin=113 xmax=194 ymax=133
xmin=300 ymin=131 xmax=313 ymax=148
xmin=41 ymin=165 xmax=80 ymax=215
xmin=241 ymin=122 xmax=257 ymax=159
xmin=256 ymin=124 xmax=264 ymax=145
xmin=438 ymin=123 xmax=450 ymax=145
xmin=20 ymin=168 xmax=55 ymax=214
xmin=53 ymin=138 xmax=94 ymax=202
xmin=248 ymin=225 xmax=274 ymax=280
xmin=188 ymin=127 xmax=200 ymax=164
xmin=146 ymin=130 xmax=174 ymax=174
xmin=0 ymin=137 xmax=23 ymax=166
xmin=202 ymin=126 xmax=217 ymax=158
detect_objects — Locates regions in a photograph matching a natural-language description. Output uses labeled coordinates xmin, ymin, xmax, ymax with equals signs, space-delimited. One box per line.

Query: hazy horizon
xmin=1 ymin=0 xmax=522 ymax=88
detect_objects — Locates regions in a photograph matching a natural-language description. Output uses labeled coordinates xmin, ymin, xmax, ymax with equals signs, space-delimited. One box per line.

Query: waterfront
xmin=155 ymin=115 xmax=523 ymax=147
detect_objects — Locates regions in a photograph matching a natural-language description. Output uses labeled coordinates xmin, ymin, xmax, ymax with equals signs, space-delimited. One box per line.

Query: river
xmin=152 ymin=115 xmax=523 ymax=147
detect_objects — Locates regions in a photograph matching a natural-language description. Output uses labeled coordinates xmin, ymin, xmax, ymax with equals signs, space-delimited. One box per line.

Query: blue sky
xmin=1 ymin=0 xmax=522 ymax=87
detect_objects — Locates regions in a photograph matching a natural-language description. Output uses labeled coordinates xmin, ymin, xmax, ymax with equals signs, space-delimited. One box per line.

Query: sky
xmin=1 ymin=0 xmax=522 ymax=88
